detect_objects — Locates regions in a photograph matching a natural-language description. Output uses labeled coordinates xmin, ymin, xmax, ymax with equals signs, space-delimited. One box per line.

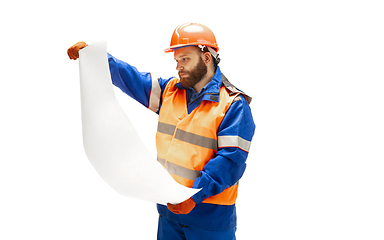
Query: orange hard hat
xmin=164 ymin=23 xmax=219 ymax=53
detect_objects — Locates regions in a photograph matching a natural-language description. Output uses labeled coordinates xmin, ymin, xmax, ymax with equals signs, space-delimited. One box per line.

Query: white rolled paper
xmin=78 ymin=41 xmax=200 ymax=205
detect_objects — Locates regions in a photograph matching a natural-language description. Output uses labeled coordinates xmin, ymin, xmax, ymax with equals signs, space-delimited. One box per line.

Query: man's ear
xmin=203 ymin=52 xmax=212 ymax=65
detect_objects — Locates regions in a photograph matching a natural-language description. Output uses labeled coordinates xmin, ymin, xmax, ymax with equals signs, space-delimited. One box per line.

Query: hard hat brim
xmin=164 ymin=43 xmax=219 ymax=53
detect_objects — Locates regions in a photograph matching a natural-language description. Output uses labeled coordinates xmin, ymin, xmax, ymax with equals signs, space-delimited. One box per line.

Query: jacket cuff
xmin=191 ymin=190 xmax=205 ymax=204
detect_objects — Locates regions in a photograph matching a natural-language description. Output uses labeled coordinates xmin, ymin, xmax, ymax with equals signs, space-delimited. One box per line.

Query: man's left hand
xmin=167 ymin=197 xmax=196 ymax=214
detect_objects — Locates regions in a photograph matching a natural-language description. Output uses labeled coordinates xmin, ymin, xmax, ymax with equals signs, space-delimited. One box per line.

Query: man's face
xmin=174 ymin=47 xmax=207 ymax=89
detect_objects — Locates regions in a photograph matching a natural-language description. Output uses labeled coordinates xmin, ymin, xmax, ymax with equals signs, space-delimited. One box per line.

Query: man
xmin=68 ymin=22 xmax=255 ymax=240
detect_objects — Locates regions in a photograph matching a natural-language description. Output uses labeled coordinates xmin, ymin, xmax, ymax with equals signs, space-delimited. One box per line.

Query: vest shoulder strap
xmin=221 ymin=73 xmax=252 ymax=104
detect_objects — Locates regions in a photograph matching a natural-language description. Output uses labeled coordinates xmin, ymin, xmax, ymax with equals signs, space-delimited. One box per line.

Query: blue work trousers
xmin=157 ymin=215 xmax=236 ymax=240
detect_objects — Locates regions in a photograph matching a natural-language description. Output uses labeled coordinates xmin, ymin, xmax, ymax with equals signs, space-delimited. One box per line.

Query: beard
xmin=178 ymin=57 xmax=208 ymax=89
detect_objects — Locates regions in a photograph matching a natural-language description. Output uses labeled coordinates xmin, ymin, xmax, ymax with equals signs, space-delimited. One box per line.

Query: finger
xmin=67 ymin=48 xmax=75 ymax=60
xmin=70 ymin=49 xmax=78 ymax=60
xmin=167 ymin=203 xmax=179 ymax=214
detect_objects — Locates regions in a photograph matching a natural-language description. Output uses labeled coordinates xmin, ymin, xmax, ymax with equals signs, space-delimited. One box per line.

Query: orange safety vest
xmin=156 ymin=77 xmax=242 ymax=205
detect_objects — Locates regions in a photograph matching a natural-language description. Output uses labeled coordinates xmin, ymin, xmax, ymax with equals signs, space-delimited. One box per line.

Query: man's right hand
xmin=67 ymin=41 xmax=88 ymax=60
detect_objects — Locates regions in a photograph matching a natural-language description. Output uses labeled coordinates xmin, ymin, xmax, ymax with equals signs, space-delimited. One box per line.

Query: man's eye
xmin=175 ymin=58 xmax=189 ymax=62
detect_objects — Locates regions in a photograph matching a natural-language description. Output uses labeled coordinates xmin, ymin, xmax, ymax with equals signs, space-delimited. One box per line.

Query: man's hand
xmin=167 ymin=197 xmax=196 ymax=214
xmin=67 ymin=41 xmax=88 ymax=60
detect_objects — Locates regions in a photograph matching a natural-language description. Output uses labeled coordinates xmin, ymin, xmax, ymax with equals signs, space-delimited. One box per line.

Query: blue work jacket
xmin=108 ymin=53 xmax=255 ymax=231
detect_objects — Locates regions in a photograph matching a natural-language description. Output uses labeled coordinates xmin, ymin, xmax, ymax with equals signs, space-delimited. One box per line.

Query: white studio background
xmin=1 ymin=0 xmax=383 ymax=239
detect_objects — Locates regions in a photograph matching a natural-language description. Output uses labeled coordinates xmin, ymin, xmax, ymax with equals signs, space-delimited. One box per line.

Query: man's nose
xmin=176 ymin=62 xmax=184 ymax=71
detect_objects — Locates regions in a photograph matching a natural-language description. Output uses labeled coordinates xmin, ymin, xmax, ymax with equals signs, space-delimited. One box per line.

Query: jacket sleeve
xmin=107 ymin=53 xmax=172 ymax=114
xmin=191 ymin=95 xmax=256 ymax=204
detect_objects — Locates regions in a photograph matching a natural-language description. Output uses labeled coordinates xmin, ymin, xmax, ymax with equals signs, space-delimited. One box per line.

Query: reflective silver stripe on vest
xmin=175 ymin=129 xmax=218 ymax=150
xmin=158 ymin=122 xmax=218 ymax=150
xmin=157 ymin=122 xmax=176 ymax=135
xmin=148 ymin=73 xmax=161 ymax=113
xmin=218 ymin=135 xmax=251 ymax=152
xmin=157 ymin=158 xmax=201 ymax=181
